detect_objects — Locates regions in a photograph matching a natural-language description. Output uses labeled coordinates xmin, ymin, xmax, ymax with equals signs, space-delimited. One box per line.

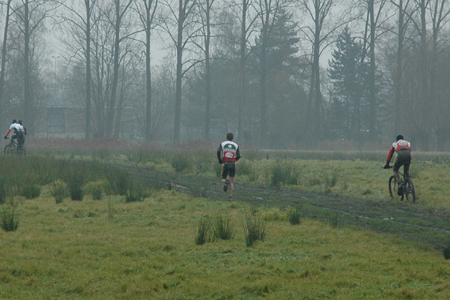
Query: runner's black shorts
xmin=221 ymin=162 xmax=236 ymax=178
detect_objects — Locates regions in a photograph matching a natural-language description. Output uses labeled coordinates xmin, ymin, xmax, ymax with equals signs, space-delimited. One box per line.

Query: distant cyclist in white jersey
xmin=4 ymin=119 xmax=22 ymax=146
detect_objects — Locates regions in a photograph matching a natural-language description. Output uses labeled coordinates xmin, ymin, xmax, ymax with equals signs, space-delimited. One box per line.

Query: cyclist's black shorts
xmin=394 ymin=150 xmax=411 ymax=169
xmin=221 ymin=162 xmax=236 ymax=178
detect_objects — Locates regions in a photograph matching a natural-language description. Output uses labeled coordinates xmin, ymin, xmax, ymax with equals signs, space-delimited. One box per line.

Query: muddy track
xmin=117 ymin=163 xmax=450 ymax=250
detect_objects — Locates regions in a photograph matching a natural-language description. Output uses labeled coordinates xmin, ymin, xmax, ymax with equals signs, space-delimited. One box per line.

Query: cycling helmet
xmin=12 ymin=119 xmax=17 ymax=124
xmin=396 ymin=135 xmax=404 ymax=141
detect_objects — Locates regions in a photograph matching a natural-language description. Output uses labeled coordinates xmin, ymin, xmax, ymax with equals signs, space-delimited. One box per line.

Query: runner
xmin=217 ymin=132 xmax=241 ymax=200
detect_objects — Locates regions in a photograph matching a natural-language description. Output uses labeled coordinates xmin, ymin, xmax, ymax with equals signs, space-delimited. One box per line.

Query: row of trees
xmin=1 ymin=0 xmax=450 ymax=150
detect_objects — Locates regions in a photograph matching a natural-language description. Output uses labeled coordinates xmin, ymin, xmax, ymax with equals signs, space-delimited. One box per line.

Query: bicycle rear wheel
xmin=404 ymin=180 xmax=415 ymax=203
xmin=17 ymin=146 xmax=26 ymax=156
xmin=4 ymin=144 xmax=13 ymax=156
xmin=388 ymin=176 xmax=398 ymax=199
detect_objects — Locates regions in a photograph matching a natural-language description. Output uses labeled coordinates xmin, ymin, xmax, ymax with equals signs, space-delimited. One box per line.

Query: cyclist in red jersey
xmin=384 ymin=135 xmax=412 ymax=195
xmin=217 ymin=132 xmax=241 ymax=200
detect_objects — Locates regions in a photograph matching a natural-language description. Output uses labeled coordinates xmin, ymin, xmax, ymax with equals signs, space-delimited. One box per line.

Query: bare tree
xmin=0 ymin=0 xmax=13 ymax=127
xmin=159 ymin=0 xmax=199 ymax=143
xmin=135 ymin=0 xmax=158 ymax=143
xmin=299 ymin=0 xmax=338 ymax=145
xmin=196 ymin=0 xmax=215 ymax=141
xmin=103 ymin=0 xmax=134 ymax=138
xmin=12 ymin=0 xmax=58 ymax=132
xmin=389 ymin=0 xmax=414 ymax=136
xmin=59 ymin=0 xmax=98 ymax=139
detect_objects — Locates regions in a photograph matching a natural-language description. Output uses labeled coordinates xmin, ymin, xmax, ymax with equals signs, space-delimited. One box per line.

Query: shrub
xmin=195 ymin=215 xmax=211 ymax=245
xmin=0 ymin=179 xmax=7 ymax=204
xmin=84 ymin=180 xmax=105 ymax=200
xmin=286 ymin=206 xmax=301 ymax=225
xmin=243 ymin=215 xmax=268 ymax=247
xmin=106 ymin=168 xmax=130 ymax=195
xmin=50 ymin=179 xmax=67 ymax=204
xmin=444 ymin=242 xmax=450 ymax=260
xmin=172 ymin=154 xmax=190 ymax=173
xmin=271 ymin=161 xmax=299 ymax=188
xmin=0 ymin=201 xmax=19 ymax=232
xmin=68 ymin=173 xmax=84 ymax=201
xmin=21 ymin=184 xmax=41 ymax=199
xmin=260 ymin=207 xmax=283 ymax=221
xmin=212 ymin=211 xmax=234 ymax=240
xmin=125 ymin=182 xmax=148 ymax=203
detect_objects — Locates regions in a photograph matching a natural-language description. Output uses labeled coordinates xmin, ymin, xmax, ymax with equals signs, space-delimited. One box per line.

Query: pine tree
xmin=328 ymin=27 xmax=367 ymax=141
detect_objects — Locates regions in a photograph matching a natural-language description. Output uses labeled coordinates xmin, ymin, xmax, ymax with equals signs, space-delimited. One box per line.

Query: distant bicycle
xmin=384 ymin=166 xmax=415 ymax=203
xmin=4 ymin=137 xmax=26 ymax=156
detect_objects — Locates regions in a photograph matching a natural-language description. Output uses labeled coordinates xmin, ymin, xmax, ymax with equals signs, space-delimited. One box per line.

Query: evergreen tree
xmin=328 ymin=27 xmax=367 ymax=141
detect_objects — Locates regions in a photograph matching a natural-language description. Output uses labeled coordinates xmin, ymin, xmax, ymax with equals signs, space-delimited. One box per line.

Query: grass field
xmin=1 ymin=149 xmax=450 ymax=299
xmin=1 ymin=189 xmax=450 ymax=300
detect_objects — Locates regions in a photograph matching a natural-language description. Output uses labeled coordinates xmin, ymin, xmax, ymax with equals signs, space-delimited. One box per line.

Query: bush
xmin=68 ymin=173 xmax=84 ymax=201
xmin=243 ymin=216 xmax=268 ymax=247
xmin=444 ymin=243 xmax=450 ymax=260
xmin=106 ymin=168 xmax=130 ymax=195
xmin=286 ymin=206 xmax=301 ymax=225
xmin=125 ymin=182 xmax=148 ymax=203
xmin=195 ymin=215 xmax=211 ymax=245
xmin=50 ymin=179 xmax=67 ymax=204
xmin=212 ymin=211 xmax=234 ymax=240
xmin=271 ymin=161 xmax=299 ymax=188
xmin=172 ymin=154 xmax=191 ymax=173
xmin=0 ymin=179 xmax=7 ymax=204
xmin=0 ymin=202 xmax=19 ymax=232
xmin=84 ymin=180 xmax=105 ymax=200
xmin=21 ymin=184 xmax=41 ymax=199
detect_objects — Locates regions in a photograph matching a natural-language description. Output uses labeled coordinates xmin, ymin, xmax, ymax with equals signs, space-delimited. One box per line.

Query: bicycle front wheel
xmin=4 ymin=144 xmax=13 ymax=156
xmin=388 ymin=176 xmax=398 ymax=199
xmin=404 ymin=180 xmax=416 ymax=203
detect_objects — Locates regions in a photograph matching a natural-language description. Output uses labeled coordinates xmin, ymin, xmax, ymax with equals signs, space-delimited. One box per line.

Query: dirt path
xmin=119 ymin=164 xmax=450 ymax=250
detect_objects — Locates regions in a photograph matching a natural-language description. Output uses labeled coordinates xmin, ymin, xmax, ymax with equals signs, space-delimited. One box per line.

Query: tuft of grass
xmin=271 ymin=161 xmax=299 ymax=188
xmin=286 ymin=206 xmax=301 ymax=225
xmin=21 ymin=184 xmax=41 ymax=199
xmin=50 ymin=179 xmax=67 ymax=204
xmin=84 ymin=180 xmax=105 ymax=200
xmin=0 ymin=200 xmax=19 ymax=232
xmin=444 ymin=242 xmax=450 ymax=260
xmin=243 ymin=215 xmax=268 ymax=247
xmin=106 ymin=169 xmax=130 ymax=196
xmin=195 ymin=215 xmax=211 ymax=245
xmin=0 ymin=178 xmax=7 ymax=204
xmin=212 ymin=210 xmax=234 ymax=240
xmin=172 ymin=153 xmax=191 ymax=173
xmin=68 ymin=173 xmax=84 ymax=201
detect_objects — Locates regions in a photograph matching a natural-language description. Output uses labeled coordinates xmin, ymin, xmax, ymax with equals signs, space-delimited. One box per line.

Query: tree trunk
xmin=85 ymin=0 xmax=92 ymax=140
xmin=24 ymin=0 xmax=31 ymax=131
xmin=204 ymin=0 xmax=211 ymax=141
xmin=0 ymin=0 xmax=12 ymax=127
xmin=106 ymin=0 xmax=122 ymax=138
xmin=173 ymin=0 xmax=184 ymax=143
xmin=145 ymin=4 xmax=152 ymax=143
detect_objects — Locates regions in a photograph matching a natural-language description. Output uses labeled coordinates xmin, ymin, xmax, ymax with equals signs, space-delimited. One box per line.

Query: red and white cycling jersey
xmin=218 ymin=141 xmax=240 ymax=163
xmin=386 ymin=139 xmax=412 ymax=165
xmin=392 ymin=140 xmax=412 ymax=152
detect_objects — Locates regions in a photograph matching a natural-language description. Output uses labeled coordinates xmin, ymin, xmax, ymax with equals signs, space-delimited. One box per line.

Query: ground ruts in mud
xmin=116 ymin=163 xmax=450 ymax=251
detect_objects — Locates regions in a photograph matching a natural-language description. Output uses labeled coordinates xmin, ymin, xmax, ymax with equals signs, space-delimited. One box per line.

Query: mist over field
xmin=0 ymin=0 xmax=448 ymax=151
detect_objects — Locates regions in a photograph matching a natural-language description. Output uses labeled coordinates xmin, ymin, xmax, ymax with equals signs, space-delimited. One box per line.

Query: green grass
xmin=1 ymin=189 xmax=449 ymax=299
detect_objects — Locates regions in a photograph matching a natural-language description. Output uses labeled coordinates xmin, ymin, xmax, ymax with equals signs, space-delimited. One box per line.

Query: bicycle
xmin=384 ymin=166 xmax=415 ymax=203
xmin=4 ymin=137 xmax=26 ymax=156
